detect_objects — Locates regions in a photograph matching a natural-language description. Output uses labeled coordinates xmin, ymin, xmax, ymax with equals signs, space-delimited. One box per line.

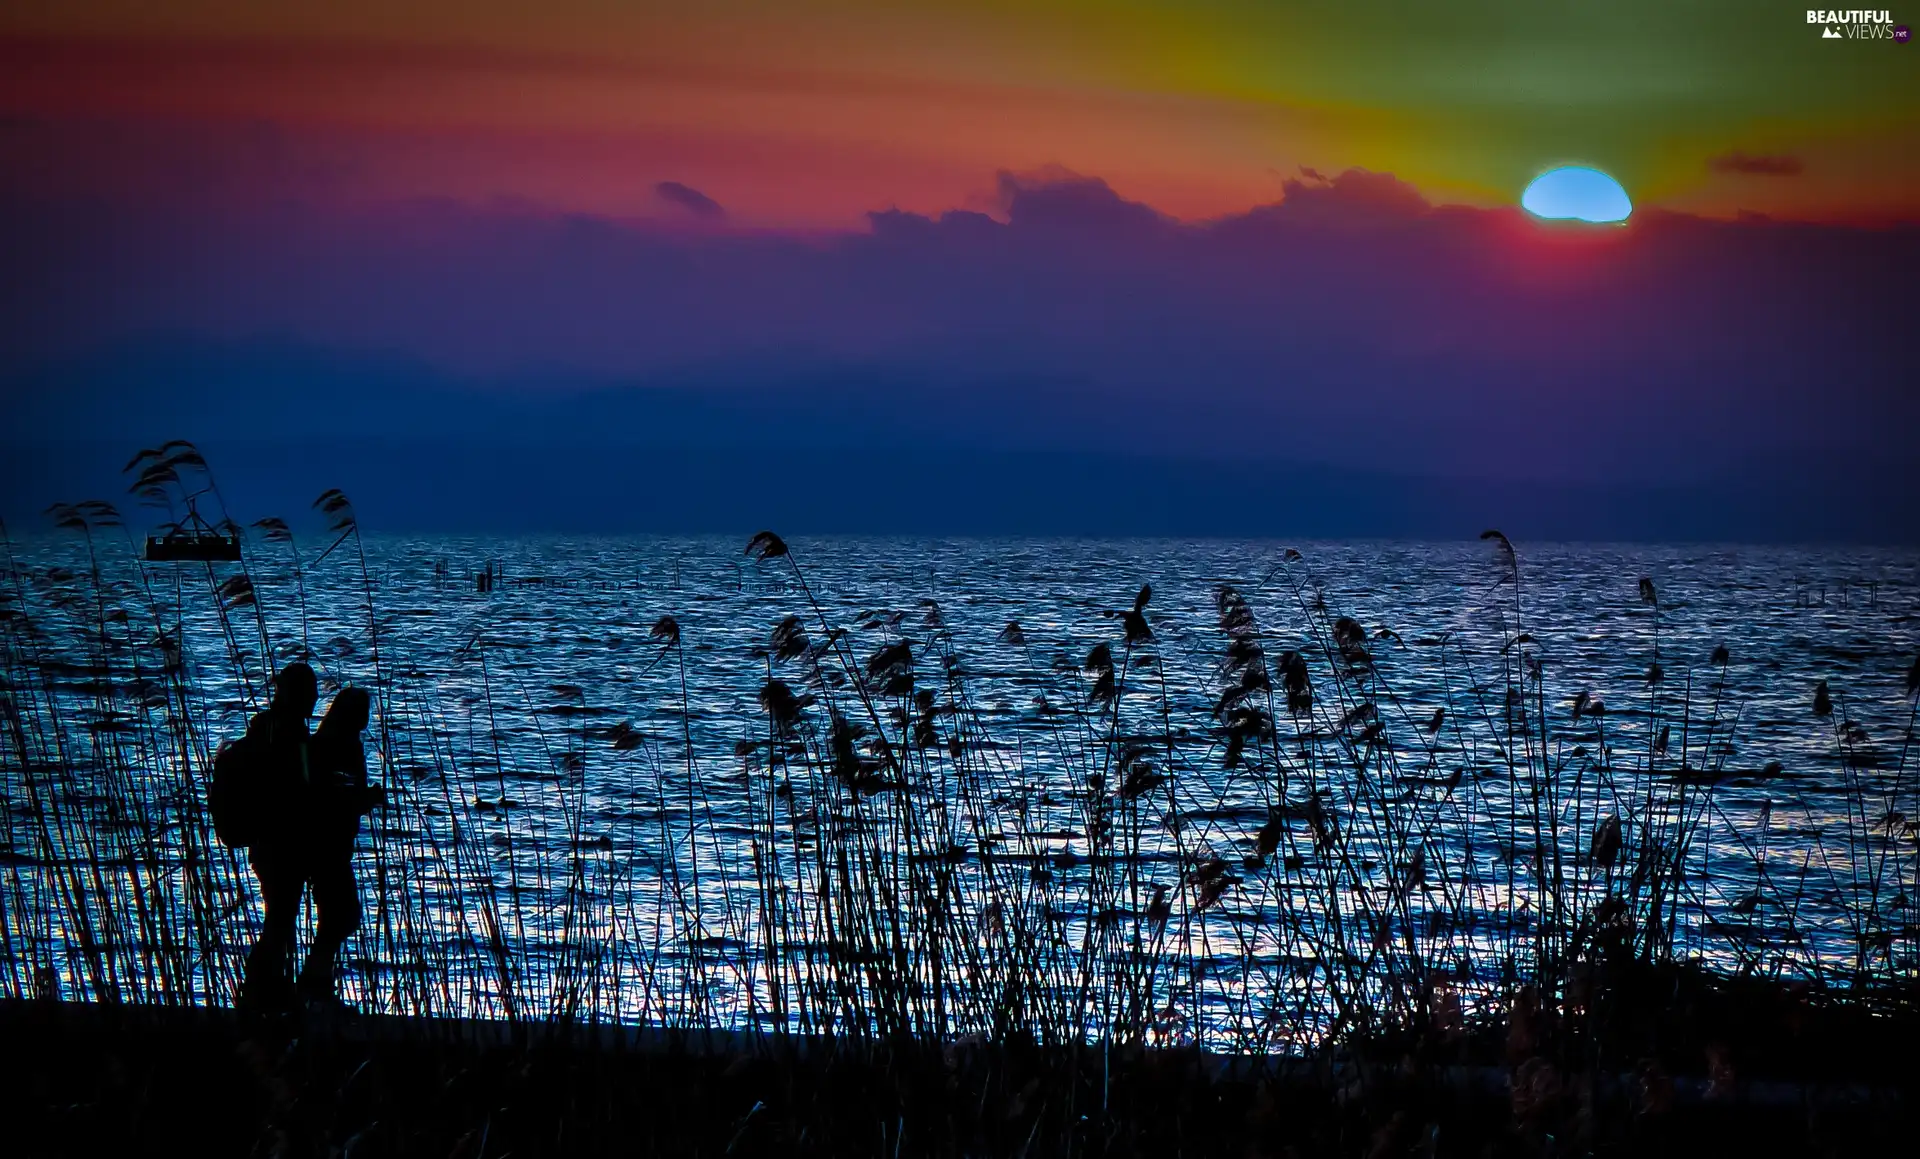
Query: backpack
xmin=209 ymin=720 xmax=270 ymax=849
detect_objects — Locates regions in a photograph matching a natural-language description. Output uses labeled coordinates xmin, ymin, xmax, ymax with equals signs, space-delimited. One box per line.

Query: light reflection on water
xmin=5 ymin=535 xmax=1916 ymax=1047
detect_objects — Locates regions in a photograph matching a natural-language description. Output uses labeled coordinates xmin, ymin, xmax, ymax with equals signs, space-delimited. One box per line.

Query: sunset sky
xmin=2 ymin=2 xmax=1915 ymax=537
xmin=5 ymin=0 xmax=1917 ymax=225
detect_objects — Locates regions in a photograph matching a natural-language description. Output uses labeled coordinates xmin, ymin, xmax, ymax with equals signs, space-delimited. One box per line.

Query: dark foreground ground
xmin=2 ymin=981 xmax=1914 ymax=1158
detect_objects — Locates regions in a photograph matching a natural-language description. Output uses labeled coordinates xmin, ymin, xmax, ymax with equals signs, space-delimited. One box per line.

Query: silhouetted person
xmin=239 ymin=662 xmax=318 ymax=1011
xmin=300 ymin=686 xmax=385 ymax=1002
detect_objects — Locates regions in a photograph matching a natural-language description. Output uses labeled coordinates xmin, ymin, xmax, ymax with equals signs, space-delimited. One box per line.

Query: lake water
xmin=5 ymin=534 xmax=1917 ymax=1047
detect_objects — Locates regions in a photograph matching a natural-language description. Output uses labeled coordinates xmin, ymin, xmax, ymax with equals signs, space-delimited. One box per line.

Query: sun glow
xmin=1521 ymin=166 xmax=1633 ymax=224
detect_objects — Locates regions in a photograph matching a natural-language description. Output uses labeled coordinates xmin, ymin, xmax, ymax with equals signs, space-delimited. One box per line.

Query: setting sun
xmin=1521 ymin=166 xmax=1634 ymax=223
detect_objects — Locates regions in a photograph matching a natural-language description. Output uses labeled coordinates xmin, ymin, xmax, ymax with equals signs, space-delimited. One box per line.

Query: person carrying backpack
xmin=237 ymin=662 xmax=319 ymax=1012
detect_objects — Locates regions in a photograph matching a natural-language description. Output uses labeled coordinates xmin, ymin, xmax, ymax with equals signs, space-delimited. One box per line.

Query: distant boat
xmin=145 ymin=529 xmax=242 ymax=562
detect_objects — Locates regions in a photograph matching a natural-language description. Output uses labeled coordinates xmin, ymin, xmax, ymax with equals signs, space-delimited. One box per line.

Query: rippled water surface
xmin=6 ymin=535 xmax=1918 ymax=1047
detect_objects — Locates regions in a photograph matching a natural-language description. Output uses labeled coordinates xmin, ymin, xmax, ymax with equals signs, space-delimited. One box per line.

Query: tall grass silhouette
xmin=2 ymin=442 xmax=1915 ymax=1071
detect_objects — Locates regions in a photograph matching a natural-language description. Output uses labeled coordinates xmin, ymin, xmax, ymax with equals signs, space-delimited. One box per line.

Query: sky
xmin=2 ymin=1 xmax=1916 ymax=537
xmin=5 ymin=0 xmax=1918 ymax=225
